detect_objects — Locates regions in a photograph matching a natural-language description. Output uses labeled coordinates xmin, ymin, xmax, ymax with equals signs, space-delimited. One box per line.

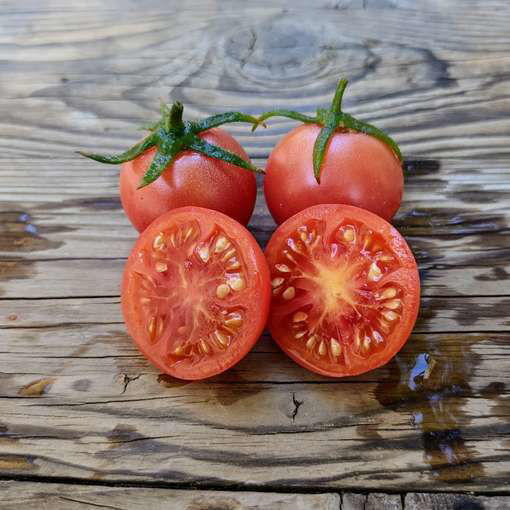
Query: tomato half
xmin=122 ymin=207 xmax=270 ymax=380
xmin=265 ymin=204 xmax=420 ymax=377
xmin=264 ymin=125 xmax=403 ymax=224
xmin=120 ymin=128 xmax=257 ymax=232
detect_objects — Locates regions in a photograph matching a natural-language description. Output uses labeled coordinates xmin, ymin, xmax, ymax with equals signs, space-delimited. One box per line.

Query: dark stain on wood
xmin=0 ymin=257 xmax=36 ymax=296
xmin=35 ymin=196 xmax=122 ymax=212
xmin=0 ymin=211 xmax=73 ymax=252
xmin=475 ymin=266 xmax=510 ymax=282
xmin=72 ymin=379 xmax=92 ymax=392
xmin=157 ymin=373 xmax=191 ymax=389
xmin=375 ymin=334 xmax=486 ymax=483
xmin=453 ymin=298 xmax=510 ymax=327
xmin=18 ymin=377 xmax=54 ymax=397
xmin=0 ymin=454 xmax=37 ymax=471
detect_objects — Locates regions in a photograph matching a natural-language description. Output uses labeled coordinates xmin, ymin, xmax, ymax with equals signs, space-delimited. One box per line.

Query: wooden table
xmin=1 ymin=1 xmax=509 ymax=508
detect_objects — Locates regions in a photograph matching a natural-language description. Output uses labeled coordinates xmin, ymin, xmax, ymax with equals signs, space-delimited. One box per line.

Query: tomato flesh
xmin=266 ymin=204 xmax=420 ymax=377
xmin=122 ymin=207 xmax=270 ymax=380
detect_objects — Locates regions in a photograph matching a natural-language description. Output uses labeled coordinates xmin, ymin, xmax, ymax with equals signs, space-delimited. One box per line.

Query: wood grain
xmin=0 ymin=481 xmax=341 ymax=510
xmin=0 ymin=1 xmax=509 ymax=159
xmin=1 ymin=0 xmax=510 ymax=499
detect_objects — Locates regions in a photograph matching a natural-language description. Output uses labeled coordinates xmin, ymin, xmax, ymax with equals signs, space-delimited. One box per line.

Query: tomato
xmin=265 ymin=204 xmax=420 ymax=377
xmin=122 ymin=206 xmax=270 ymax=380
xmin=264 ymin=125 xmax=403 ymax=225
xmin=120 ymin=128 xmax=257 ymax=232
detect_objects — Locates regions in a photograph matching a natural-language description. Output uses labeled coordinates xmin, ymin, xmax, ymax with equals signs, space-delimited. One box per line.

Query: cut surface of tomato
xmin=122 ymin=207 xmax=270 ymax=380
xmin=265 ymin=204 xmax=420 ymax=377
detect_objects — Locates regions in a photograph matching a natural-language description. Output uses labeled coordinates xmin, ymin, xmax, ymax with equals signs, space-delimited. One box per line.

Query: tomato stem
xmin=330 ymin=78 xmax=348 ymax=114
xmin=253 ymin=76 xmax=402 ymax=184
xmin=78 ymin=100 xmax=265 ymax=187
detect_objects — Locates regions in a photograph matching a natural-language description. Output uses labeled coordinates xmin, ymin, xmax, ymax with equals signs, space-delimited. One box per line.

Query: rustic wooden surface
xmin=1 ymin=0 xmax=510 ymax=507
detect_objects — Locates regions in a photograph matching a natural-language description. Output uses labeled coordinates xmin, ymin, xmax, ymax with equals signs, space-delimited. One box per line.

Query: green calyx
xmin=253 ymin=78 xmax=402 ymax=183
xmin=78 ymin=101 xmax=264 ymax=188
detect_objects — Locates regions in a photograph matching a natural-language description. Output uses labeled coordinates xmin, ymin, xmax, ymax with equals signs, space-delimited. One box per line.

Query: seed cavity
xmin=293 ymin=311 xmax=308 ymax=322
xmin=229 ymin=277 xmax=245 ymax=291
xmin=368 ymin=262 xmax=382 ymax=281
xmin=153 ymin=233 xmax=165 ymax=251
xmin=155 ymin=261 xmax=167 ymax=273
xmin=272 ymin=277 xmax=285 ymax=288
xmin=282 ymin=286 xmax=295 ymax=300
xmin=214 ymin=235 xmax=229 ymax=253
xmin=216 ymin=284 xmax=230 ymax=299
xmin=330 ymin=338 xmax=342 ymax=357
xmin=275 ymin=263 xmax=290 ymax=273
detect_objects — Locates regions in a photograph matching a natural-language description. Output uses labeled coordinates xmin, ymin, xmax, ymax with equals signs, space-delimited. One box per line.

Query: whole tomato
xmin=258 ymin=79 xmax=403 ymax=224
xmin=80 ymin=102 xmax=262 ymax=232
xmin=120 ymin=128 xmax=256 ymax=232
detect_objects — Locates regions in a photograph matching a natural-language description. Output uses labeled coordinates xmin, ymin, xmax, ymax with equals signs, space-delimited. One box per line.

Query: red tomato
xmin=120 ymin=128 xmax=257 ymax=232
xmin=264 ymin=125 xmax=403 ymax=224
xmin=265 ymin=204 xmax=420 ymax=377
xmin=122 ymin=206 xmax=270 ymax=380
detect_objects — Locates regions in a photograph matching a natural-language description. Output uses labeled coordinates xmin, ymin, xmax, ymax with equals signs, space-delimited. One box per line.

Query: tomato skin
xmin=265 ymin=204 xmax=420 ymax=378
xmin=122 ymin=206 xmax=270 ymax=380
xmin=120 ymin=128 xmax=257 ymax=232
xmin=264 ymin=125 xmax=403 ymax=225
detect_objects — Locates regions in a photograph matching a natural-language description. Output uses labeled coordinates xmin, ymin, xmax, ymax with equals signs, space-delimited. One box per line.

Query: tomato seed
xmin=155 ymin=262 xmax=168 ymax=273
xmin=225 ymin=313 xmax=242 ymax=328
xmin=216 ymin=284 xmax=230 ymax=299
xmin=330 ymin=338 xmax=342 ymax=357
xmin=368 ymin=262 xmax=382 ymax=281
xmin=275 ymin=264 xmax=290 ymax=273
xmin=378 ymin=287 xmax=397 ymax=300
xmin=342 ymin=228 xmax=355 ymax=242
xmin=306 ymin=336 xmax=316 ymax=350
xmin=318 ymin=340 xmax=326 ymax=356
xmin=153 ymin=233 xmax=165 ymax=250
xmin=198 ymin=245 xmax=209 ymax=262
xmin=382 ymin=310 xmax=398 ymax=321
xmin=293 ymin=311 xmax=308 ymax=322
xmin=282 ymin=287 xmax=295 ymax=300
xmin=271 ymin=277 xmax=284 ymax=288
xmin=229 ymin=277 xmax=245 ymax=291
xmin=213 ymin=330 xmax=229 ymax=347
xmin=383 ymin=299 xmax=401 ymax=310
xmin=214 ymin=236 xmax=229 ymax=253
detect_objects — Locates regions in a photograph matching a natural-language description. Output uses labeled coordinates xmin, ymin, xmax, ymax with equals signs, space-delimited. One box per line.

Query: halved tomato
xmin=122 ymin=206 xmax=270 ymax=380
xmin=265 ymin=204 xmax=420 ymax=377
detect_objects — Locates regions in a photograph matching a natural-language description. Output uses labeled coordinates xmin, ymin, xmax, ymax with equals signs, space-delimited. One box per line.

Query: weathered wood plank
xmin=0 ymin=304 xmax=509 ymax=491
xmin=1 ymin=158 xmax=509 ymax=299
xmin=0 ymin=481 xmax=341 ymax=510
xmin=405 ymin=492 xmax=510 ymax=510
xmin=2 ymin=295 xmax=509 ymax=333
xmin=0 ymin=3 xmax=509 ymax=159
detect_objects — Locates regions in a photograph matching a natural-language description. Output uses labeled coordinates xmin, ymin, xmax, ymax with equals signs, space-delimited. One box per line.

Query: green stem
xmin=331 ymin=78 xmax=348 ymax=114
xmin=168 ymin=102 xmax=184 ymax=133
xmin=253 ymin=110 xmax=317 ymax=131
